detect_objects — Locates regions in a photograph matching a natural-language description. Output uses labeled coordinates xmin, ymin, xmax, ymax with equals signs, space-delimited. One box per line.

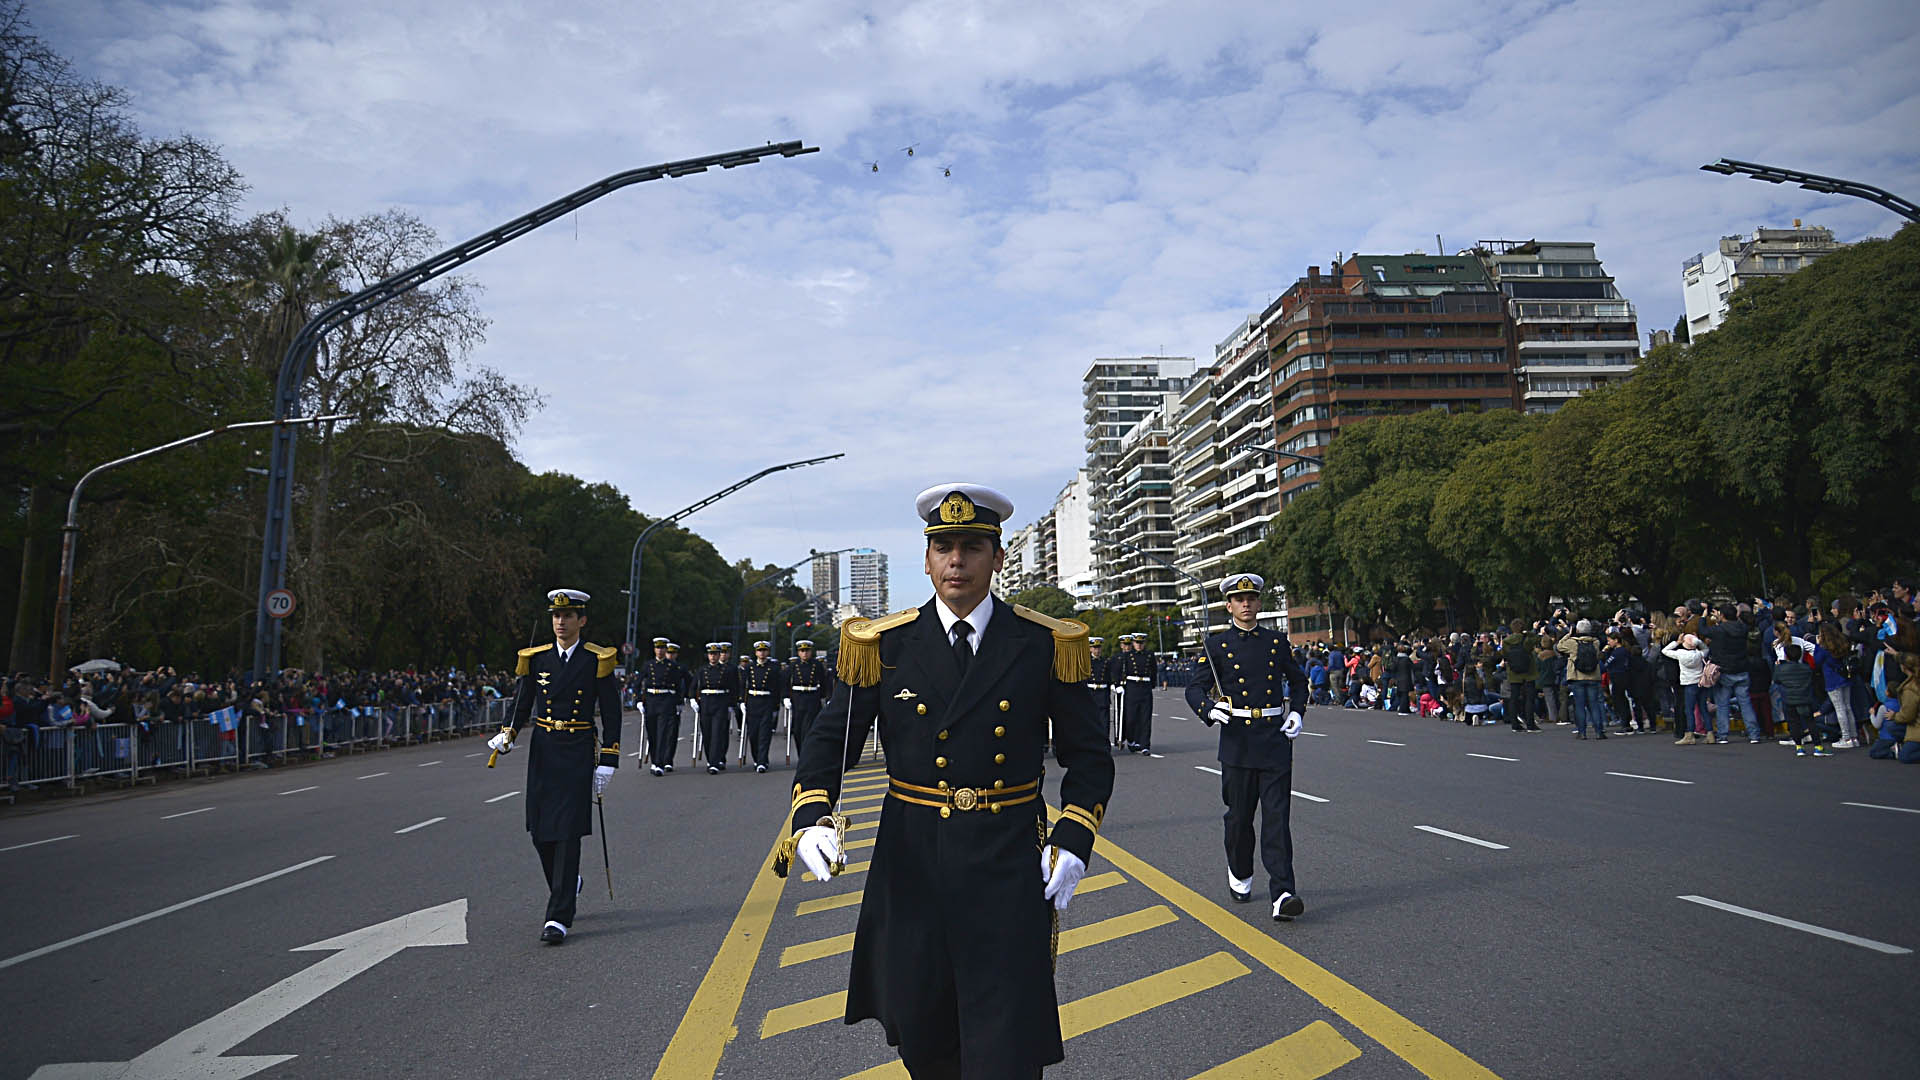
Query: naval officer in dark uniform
xmin=787 ymin=639 xmax=832 ymax=750
xmin=1184 ymin=572 xmax=1309 ymax=922
xmin=1086 ymin=636 xmax=1114 ymax=745
xmin=639 ymin=637 xmax=683 ymax=776
xmin=694 ymin=642 xmax=742 ymax=773
xmin=774 ymin=483 xmax=1114 ymax=1080
xmin=743 ymin=640 xmax=787 ymax=773
xmin=487 ymin=588 xmax=622 ymax=943
xmin=1119 ymin=632 xmax=1158 ymax=752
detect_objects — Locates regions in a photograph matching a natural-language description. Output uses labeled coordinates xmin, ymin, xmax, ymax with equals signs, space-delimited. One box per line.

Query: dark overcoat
xmin=506 ymin=641 xmax=622 ymax=842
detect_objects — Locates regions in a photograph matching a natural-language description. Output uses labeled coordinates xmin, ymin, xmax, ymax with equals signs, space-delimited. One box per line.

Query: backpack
xmin=1573 ymin=638 xmax=1600 ymax=675
xmin=1504 ymin=637 xmax=1536 ymax=678
xmin=1699 ymin=659 xmax=1721 ymax=688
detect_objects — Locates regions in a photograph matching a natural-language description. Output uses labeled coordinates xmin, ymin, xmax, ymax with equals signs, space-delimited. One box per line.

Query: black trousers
xmin=534 ymin=835 xmax=582 ymax=927
xmin=904 ymin=1056 xmax=1040 ymax=1080
xmin=643 ymin=700 xmax=679 ymax=766
xmin=1222 ymin=764 xmax=1295 ymax=901
xmin=1090 ymin=689 xmax=1112 ymax=744
xmin=698 ymin=699 xmax=731 ymax=766
xmin=745 ymin=697 xmax=778 ymax=766
xmin=1508 ymin=680 xmax=1536 ymax=728
xmin=1121 ymin=686 xmax=1153 ymax=748
xmin=790 ymin=693 xmax=824 ymax=751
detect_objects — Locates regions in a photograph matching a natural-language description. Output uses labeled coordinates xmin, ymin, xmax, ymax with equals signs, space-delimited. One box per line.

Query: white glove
xmin=1206 ymin=701 xmax=1233 ymax=726
xmin=593 ymin=765 xmax=615 ymax=797
xmin=1281 ymin=711 xmax=1303 ymax=739
xmin=796 ymin=824 xmax=844 ymax=882
xmin=487 ymin=730 xmax=514 ymax=755
xmin=1041 ymin=846 xmax=1087 ymax=912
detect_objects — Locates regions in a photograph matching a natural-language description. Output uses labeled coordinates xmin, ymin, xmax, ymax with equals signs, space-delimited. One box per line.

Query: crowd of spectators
xmin=1291 ymin=580 xmax=1920 ymax=763
xmin=1 ymin=664 xmax=517 ymax=790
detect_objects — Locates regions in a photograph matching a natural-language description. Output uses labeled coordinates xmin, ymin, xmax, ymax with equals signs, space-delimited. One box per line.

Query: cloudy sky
xmin=34 ymin=0 xmax=1920 ymax=608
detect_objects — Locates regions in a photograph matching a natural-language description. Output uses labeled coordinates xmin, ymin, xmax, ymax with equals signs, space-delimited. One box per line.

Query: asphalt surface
xmin=2 ymin=691 xmax=1915 ymax=1079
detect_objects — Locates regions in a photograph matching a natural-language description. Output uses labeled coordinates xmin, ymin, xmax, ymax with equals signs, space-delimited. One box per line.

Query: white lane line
xmin=0 ymin=834 xmax=76 ymax=853
xmin=1367 ymin=739 xmax=1405 ymax=747
xmin=1607 ymin=771 xmax=1694 ymax=785
xmin=1148 ymin=753 xmax=1164 ymax=759
xmin=161 ymin=807 xmax=215 ymax=820
xmin=485 ymin=791 xmax=522 ymax=803
xmin=1301 ymin=731 xmax=1328 ymax=737
xmin=0 ymin=855 xmax=334 ymax=971
xmin=1291 ymin=791 xmax=1330 ymax=803
xmin=465 ymin=752 xmax=486 ymax=758
xmin=1195 ymin=766 xmax=1223 ymax=776
xmin=1678 ymin=895 xmax=1911 ymax=955
xmin=1415 ymin=825 xmax=1508 ymax=850
xmin=356 ymin=772 xmax=388 ymax=780
xmin=417 ymin=760 xmax=442 ymax=767
xmin=395 ymin=817 xmax=446 ymax=834
xmin=1843 ymin=801 xmax=1920 ymax=815
xmin=1468 ymin=753 xmax=1518 ymax=762
xmin=277 ymin=786 xmax=319 ymax=796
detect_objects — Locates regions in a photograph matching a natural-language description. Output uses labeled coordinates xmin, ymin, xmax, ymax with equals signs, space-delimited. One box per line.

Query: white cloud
xmin=32 ymin=0 xmax=1920 ymax=610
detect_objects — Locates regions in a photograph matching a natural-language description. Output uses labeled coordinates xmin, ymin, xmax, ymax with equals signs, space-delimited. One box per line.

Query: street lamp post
xmin=729 ymin=548 xmax=856 ymax=646
xmin=51 ymin=415 xmax=349 ymax=684
xmin=624 ymin=453 xmax=843 ymax=652
xmin=1107 ymin=538 xmax=1213 ymax=646
xmin=1699 ymin=159 xmax=1919 ymax=223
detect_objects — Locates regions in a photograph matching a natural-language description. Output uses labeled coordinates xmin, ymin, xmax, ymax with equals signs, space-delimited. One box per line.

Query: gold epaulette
xmin=837 ymin=607 xmax=920 ymax=687
xmin=1012 ymin=605 xmax=1093 ymax=683
xmin=516 ymin=643 xmax=553 ymax=676
xmin=586 ymin=642 xmax=617 ymax=677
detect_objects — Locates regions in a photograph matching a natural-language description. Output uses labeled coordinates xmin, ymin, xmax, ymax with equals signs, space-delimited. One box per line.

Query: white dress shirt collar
xmin=555 ymin=640 xmax=576 ymax=665
xmin=934 ymin=592 xmax=995 ymax=650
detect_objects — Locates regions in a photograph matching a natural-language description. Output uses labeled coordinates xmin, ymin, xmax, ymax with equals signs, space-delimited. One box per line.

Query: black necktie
xmin=952 ymin=622 xmax=973 ymax=677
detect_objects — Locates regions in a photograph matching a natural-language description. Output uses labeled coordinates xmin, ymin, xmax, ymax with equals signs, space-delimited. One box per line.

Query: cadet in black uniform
xmin=694 ymin=642 xmax=742 ymax=773
xmin=664 ymin=642 xmax=691 ymax=754
xmin=775 ymin=484 xmax=1114 ymax=1080
xmin=1120 ymin=633 xmax=1158 ymax=752
xmin=1184 ymin=573 xmax=1310 ymax=922
xmin=639 ymin=637 xmax=683 ymax=776
xmin=787 ymin=639 xmax=832 ymax=750
xmin=487 ymin=589 xmax=622 ymax=944
xmin=743 ymin=640 xmax=787 ymax=773
xmin=1086 ymin=636 xmax=1113 ymax=746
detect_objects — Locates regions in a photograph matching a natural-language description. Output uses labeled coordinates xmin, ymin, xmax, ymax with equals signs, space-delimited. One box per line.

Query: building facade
xmin=1082 ymin=357 xmax=1194 ymax=608
xmin=809 ymin=551 xmax=842 ymax=626
xmin=1475 ymin=240 xmax=1639 ymax=413
xmin=1682 ymin=223 xmax=1843 ymax=338
xmin=1102 ymin=403 xmax=1183 ymax=610
xmin=1052 ymin=470 xmax=1095 ymax=602
xmin=848 ymin=548 xmax=889 ymax=619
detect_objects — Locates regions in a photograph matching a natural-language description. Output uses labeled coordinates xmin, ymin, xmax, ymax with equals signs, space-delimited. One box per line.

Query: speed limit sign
xmin=265 ymin=588 xmax=298 ymax=619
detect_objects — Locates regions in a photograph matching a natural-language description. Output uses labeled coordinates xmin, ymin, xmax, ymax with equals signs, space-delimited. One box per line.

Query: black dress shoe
xmin=1230 ymin=887 xmax=1252 ymax=904
xmin=649 ymin=765 xmax=664 ymax=776
xmin=707 ymin=764 xmax=720 ymax=775
xmin=539 ymin=922 xmax=568 ymax=944
xmin=1272 ymin=892 xmax=1305 ymax=921
xmin=662 ymin=763 xmax=673 ymax=773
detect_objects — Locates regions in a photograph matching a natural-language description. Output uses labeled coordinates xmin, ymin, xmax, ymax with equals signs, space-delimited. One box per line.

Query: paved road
xmin=1 ymin=692 xmax=1914 ymax=1079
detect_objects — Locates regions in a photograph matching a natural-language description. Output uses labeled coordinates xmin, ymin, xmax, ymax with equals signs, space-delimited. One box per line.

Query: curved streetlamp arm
xmin=1106 ymin=537 xmax=1214 ymax=644
xmin=1700 ymin=158 xmax=1919 ymax=223
xmin=729 ymin=548 xmax=857 ymax=646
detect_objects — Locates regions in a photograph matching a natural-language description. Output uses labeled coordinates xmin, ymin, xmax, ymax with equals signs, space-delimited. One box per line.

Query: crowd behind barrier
xmin=1 ymin=665 xmax=518 ymax=794
xmin=1287 ymin=581 xmax=1920 ymax=763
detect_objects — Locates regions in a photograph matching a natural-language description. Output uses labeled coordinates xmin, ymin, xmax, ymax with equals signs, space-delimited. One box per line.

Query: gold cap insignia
xmin=939 ymin=492 xmax=976 ymax=524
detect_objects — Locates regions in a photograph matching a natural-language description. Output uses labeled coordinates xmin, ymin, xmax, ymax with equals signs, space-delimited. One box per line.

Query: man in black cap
xmin=786 ymin=639 xmax=832 ymax=751
xmin=639 ymin=637 xmax=683 ymax=776
xmin=743 ymin=640 xmax=787 ymax=773
xmin=1119 ymin=633 xmax=1158 ymax=752
xmin=487 ymin=588 xmax=622 ymax=944
xmin=775 ymin=483 xmax=1114 ymax=1080
xmin=694 ymin=642 xmax=741 ymax=774
xmin=1086 ymin=636 xmax=1114 ymax=745
xmin=1185 ymin=572 xmax=1310 ymax=922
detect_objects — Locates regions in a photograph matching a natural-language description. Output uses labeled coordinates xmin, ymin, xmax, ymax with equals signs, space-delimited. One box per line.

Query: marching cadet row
xmin=486 ymin=483 xmax=1310 ymax=1080
xmin=630 ymin=636 xmax=834 ymax=776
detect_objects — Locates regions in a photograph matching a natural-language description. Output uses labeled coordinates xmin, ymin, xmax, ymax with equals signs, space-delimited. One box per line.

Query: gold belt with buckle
xmin=535 ymin=718 xmax=593 ymax=732
xmin=888 ymin=776 xmax=1041 ymax=817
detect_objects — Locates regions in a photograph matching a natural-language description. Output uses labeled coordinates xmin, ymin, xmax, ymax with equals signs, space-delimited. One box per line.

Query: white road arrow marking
xmin=29 ymin=898 xmax=467 ymax=1080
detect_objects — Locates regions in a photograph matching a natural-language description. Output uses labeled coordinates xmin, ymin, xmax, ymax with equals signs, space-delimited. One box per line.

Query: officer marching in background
xmin=665 ymin=642 xmax=692 ymax=752
xmin=1184 ymin=572 xmax=1310 ymax=923
xmin=743 ymin=640 xmax=787 ymax=773
xmin=486 ymin=589 xmax=622 ymax=944
xmin=1086 ymin=636 xmax=1114 ymax=746
xmin=695 ymin=642 xmax=742 ymax=774
xmin=1119 ymin=632 xmax=1158 ymax=753
xmin=787 ymin=639 xmax=832 ymax=750
xmin=773 ymin=483 xmax=1114 ymax=1080
xmin=640 ymin=637 xmax=682 ymax=776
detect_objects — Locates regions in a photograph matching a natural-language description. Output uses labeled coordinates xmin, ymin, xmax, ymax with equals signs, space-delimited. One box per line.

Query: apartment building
xmin=1476 ymin=240 xmax=1640 ymax=413
xmin=848 ymin=548 xmax=889 ymax=618
xmin=1102 ymin=404 xmax=1183 ymax=610
xmin=1000 ymin=524 xmax=1034 ymax=595
xmin=1052 ymin=471 xmax=1095 ymax=602
xmin=809 ymin=551 xmax=841 ymax=625
xmin=1083 ymin=358 xmax=1194 ymax=607
xmin=1682 ymin=223 xmax=1843 ymax=337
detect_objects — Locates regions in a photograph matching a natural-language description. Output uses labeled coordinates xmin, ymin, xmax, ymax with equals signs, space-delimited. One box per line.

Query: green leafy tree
xmin=1009 ymin=585 xmax=1077 ymax=619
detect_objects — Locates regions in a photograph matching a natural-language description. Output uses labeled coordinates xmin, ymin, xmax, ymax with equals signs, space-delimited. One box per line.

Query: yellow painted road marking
xmin=795 ymin=890 xmax=865 ymax=916
xmin=844 ymin=836 xmax=877 ymax=852
xmin=1074 ymin=870 xmax=1127 ymax=898
xmin=842 ymin=804 xmax=882 ymax=819
xmin=649 ymin=832 xmax=787 ymax=1080
xmin=840 ymin=791 xmax=886 ymax=807
xmin=846 ymin=818 xmax=880 ymax=833
xmin=1188 ymin=1020 xmax=1362 ymax=1079
xmin=1057 ymin=905 xmax=1177 ymax=954
xmin=835 ymin=953 xmax=1253 ymax=1080
xmin=761 ymin=989 xmax=847 ymax=1038
xmin=1078 ymin=814 xmax=1503 ymax=1080
xmin=1060 ymin=951 xmax=1248 ymax=1039
xmin=841 ymin=780 xmax=889 ymax=794
xmin=781 ymin=930 xmax=856 ymax=967
xmin=803 ymin=859 xmax=871 ymax=883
